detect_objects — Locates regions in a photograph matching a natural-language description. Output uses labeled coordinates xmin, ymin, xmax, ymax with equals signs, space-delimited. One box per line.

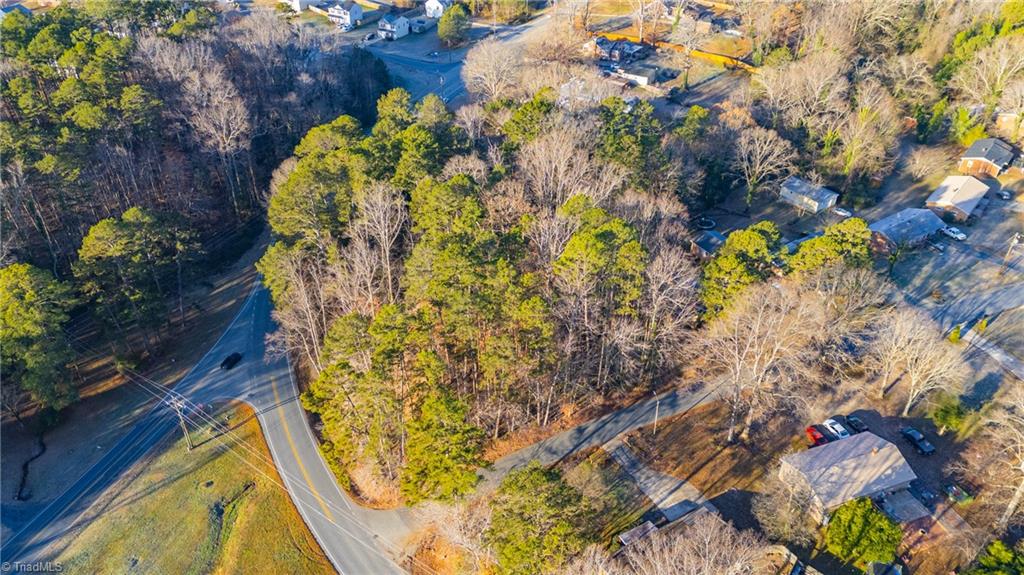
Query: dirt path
xmin=0 ymin=231 xmax=268 ymax=541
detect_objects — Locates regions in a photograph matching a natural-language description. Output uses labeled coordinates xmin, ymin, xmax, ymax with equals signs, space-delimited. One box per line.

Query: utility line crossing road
xmin=1 ymin=287 xmax=407 ymax=575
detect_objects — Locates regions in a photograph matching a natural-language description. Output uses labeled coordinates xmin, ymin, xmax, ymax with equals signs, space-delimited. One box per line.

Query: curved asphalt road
xmin=1 ymin=286 xmax=408 ymax=575
xmin=2 ymin=282 xmax=718 ymax=575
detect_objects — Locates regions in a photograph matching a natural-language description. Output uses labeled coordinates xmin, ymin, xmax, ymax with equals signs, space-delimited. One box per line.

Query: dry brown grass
xmin=625 ymin=401 xmax=802 ymax=497
xmin=348 ymin=460 xmax=403 ymax=508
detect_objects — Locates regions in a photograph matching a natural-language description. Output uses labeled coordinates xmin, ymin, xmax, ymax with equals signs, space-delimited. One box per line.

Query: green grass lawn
xmin=55 ymin=403 xmax=334 ymax=575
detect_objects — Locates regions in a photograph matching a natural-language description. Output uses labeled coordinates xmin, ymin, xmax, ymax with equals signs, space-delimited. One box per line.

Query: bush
xmin=949 ymin=324 xmax=962 ymax=343
xmin=930 ymin=393 xmax=968 ymax=435
xmin=826 ymin=498 xmax=902 ymax=567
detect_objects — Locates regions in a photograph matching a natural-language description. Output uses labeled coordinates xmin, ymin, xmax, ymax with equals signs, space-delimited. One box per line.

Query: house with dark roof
xmin=0 ymin=2 xmax=31 ymax=20
xmin=689 ymin=230 xmax=725 ymax=261
xmin=779 ymin=432 xmax=917 ymax=522
xmin=779 ymin=176 xmax=839 ymax=214
xmin=926 ymin=175 xmax=989 ymax=222
xmin=957 ymin=137 xmax=1016 ymax=177
xmin=869 ymin=208 xmax=945 ymax=254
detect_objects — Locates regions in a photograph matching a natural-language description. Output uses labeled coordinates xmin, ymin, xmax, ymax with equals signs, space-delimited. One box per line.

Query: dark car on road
xmin=845 ymin=414 xmax=868 ymax=434
xmin=805 ymin=425 xmax=829 ymax=447
xmin=220 ymin=352 xmax=242 ymax=370
xmin=901 ymin=427 xmax=936 ymax=456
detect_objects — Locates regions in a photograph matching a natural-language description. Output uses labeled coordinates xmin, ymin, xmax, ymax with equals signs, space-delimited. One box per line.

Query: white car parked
xmin=822 ymin=418 xmax=851 ymax=439
xmin=942 ymin=226 xmax=967 ymax=241
xmin=832 ymin=206 xmax=852 ymax=218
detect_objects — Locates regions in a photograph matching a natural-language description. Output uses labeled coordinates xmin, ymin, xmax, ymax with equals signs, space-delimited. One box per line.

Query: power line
xmin=61 ymin=334 xmax=440 ymax=575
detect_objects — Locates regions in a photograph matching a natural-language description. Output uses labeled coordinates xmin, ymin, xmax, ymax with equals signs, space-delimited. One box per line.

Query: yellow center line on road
xmin=271 ymin=376 xmax=334 ymax=521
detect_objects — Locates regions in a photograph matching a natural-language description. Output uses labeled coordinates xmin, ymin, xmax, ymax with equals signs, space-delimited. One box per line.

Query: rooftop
xmin=927 ymin=175 xmax=989 ymax=216
xmin=780 ymin=176 xmax=839 ymax=205
xmin=869 ymin=208 xmax=945 ymax=245
xmin=693 ymin=230 xmax=726 ymax=254
xmin=961 ymin=137 xmax=1015 ymax=168
xmin=781 ymin=432 xmax=917 ymax=511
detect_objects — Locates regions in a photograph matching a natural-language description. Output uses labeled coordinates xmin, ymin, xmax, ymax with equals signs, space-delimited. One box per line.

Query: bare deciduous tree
xmin=753 ymin=464 xmax=816 ymax=547
xmin=997 ymin=79 xmax=1024 ymax=144
xmin=838 ymin=78 xmax=900 ymax=180
xmin=624 ymin=513 xmax=768 ymax=575
xmin=416 ymin=499 xmax=493 ymax=571
xmin=731 ymin=126 xmax=796 ymax=205
xmin=951 ymin=385 xmax=1024 ymax=533
xmin=953 ymin=35 xmax=1024 ymax=108
xmin=866 ymin=306 xmax=963 ymax=415
xmin=462 ymin=38 xmax=523 ymax=102
xmin=353 ymin=181 xmax=407 ymax=305
xmin=905 ymin=146 xmax=953 ymax=179
xmin=700 ymin=281 xmax=822 ymax=442
xmin=753 ymin=51 xmax=849 ymax=132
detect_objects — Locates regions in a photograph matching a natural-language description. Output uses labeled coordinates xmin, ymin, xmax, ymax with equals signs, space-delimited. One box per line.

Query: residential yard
xmin=624 ymin=401 xmax=801 ymax=498
xmin=560 ymin=447 xmax=657 ymax=550
xmin=52 ymin=402 xmax=334 ymax=575
xmin=1 ymin=231 xmax=266 ymax=540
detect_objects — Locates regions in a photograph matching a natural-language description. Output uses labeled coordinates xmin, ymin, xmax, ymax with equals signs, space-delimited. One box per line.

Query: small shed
xmin=779 ymin=432 xmax=917 ymax=523
xmin=779 ymin=176 xmax=838 ymax=214
xmin=926 ymin=175 xmax=989 ymax=221
xmin=869 ymin=208 xmax=945 ymax=254
xmin=690 ymin=230 xmax=725 ymax=261
xmin=958 ymin=137 xmax=1016 ymax=177
xmin=618 ymin=65 xmax=658 ymax=86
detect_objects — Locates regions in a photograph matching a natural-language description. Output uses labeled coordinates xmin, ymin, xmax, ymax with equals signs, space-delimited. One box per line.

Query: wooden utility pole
xmin=171 ymin=398 xmax=194 ymax=451
xmin=1000 ymin=232 xmax=1022 ymax=275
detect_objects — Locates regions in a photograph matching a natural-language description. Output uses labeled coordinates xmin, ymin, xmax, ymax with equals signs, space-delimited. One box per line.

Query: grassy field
xmin=54 ymin=403 xmax=333 ymax=575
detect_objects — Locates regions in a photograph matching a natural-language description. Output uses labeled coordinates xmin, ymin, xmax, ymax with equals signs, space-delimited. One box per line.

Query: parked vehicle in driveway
xmin=998 ymin=190 xmax=1012 ymax=200
xmin=822 ymin=418 xmax=850 ymax=439
xmin=220 ymin=352 xmax=243 ymax=370
xmin=805 ymin=425 xmax=829 ymax=447
xmin=901 ymin=427 xmax=936 ymax=455
xmin=942 ymin=226 xmax=967 ymax=241
xmin=832 ymin=206 xmax=852 ymax=218
xmin=845 ymin=414 xmax=868 ymax=433
xmin=910 ymin=479 xmax=938 ymax=509
xmin=945 ymin=483 xmax=974 ymax=504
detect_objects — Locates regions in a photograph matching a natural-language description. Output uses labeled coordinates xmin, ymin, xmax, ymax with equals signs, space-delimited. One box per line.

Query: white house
xmin=279 ymin=0 xmax=315 ymax=12
xmin=779 ymin=176 xmax=838 ymax=214
xmin=425 ymin=0 xmax=452 ymax=18
xmin=327 ymin=0 xmax=364 ymax=28
xmin=378 ymin=13 xmax=410 ymax=40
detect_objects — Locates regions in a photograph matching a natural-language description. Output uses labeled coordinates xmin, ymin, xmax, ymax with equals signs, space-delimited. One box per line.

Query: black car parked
xmin=844 ymin=414 xmax=868 ymax=434
xmin=220 ymin=352 xmax=243 ymax=370
xmin=901 ymin=427 xmax=936 ymax=456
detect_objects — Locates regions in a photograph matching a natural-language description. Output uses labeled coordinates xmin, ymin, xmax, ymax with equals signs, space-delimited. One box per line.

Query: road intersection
xmin=2 ymin=276 xmax=726 ymax=574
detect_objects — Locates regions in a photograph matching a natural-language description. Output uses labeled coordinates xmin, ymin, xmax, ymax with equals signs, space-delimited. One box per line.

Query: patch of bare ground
xmin=624 ymin=400 xmax=802 ymax=498
xmin=1 ymin=230 xmax=267 ymax=540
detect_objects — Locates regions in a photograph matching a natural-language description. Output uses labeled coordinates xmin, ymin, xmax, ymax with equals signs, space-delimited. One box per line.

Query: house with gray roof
xmin=926 ymin=175 xmax=989 ymax=222
xmin=958 ymin=137 xmax=1016 ymax=177
xmin=689 ymin=230 xmax=725 ymax=261
xmin=869 ymin=208 xmax=945 ymax=254
xmin=780 ymin=432 xmax=917 ymax=522
xmin=779 ymin=176 xmax=839 ymax=214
